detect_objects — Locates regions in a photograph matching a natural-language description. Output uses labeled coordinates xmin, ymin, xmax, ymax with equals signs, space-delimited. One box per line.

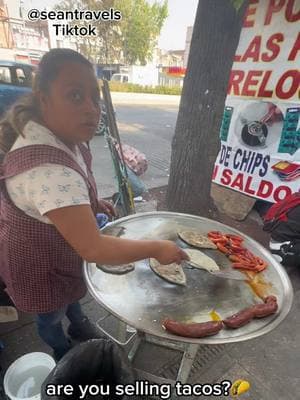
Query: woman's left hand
xmin=97 ymin=199 xmax=117 ymax=218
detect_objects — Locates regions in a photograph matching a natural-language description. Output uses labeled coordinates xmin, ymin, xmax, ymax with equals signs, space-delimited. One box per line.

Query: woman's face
xmin=39 ymin=62 xmax=101 ymax=146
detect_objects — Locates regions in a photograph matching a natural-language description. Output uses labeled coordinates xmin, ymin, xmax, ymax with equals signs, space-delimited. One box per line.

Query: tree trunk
xmin=167 ymin=0 xmax=248 ymax=215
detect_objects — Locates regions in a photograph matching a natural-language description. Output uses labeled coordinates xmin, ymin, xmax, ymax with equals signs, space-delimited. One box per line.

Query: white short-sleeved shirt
xmin=5 ymin=120 xmax=91 ymax=224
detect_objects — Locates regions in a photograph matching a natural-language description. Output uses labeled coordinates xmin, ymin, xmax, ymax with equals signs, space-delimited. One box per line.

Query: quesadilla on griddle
xmin=96 ymin=263 xmax=135 ymax=275
xmin=184 ymin=249 xmax=220 ymax=272
xmin=178 ymin=230 xmax=217 ymax=249
xmin=149 ymin=259 xmax=186 ymax=286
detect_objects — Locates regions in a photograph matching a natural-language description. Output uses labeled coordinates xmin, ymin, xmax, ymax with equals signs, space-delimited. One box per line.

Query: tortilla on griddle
xmin=96 ymin=263 xmax=135 ymax=275
xmin=102 ymin=226 xmax=126 ymax=237
xmin=149 ymin=259 xmax=186 ymax=286
xmin=184 ymin=249 xmax=220 ymax=272
xmin=178 ymin=230 xmax=217 ymax=249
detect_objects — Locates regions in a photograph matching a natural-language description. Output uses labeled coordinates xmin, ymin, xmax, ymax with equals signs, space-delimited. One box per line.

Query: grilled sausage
xmin=223 ymin=296 xmax=278 ymax=328
xmin=264 ymin=295 xmax=277 ymax=304
xmin=252 ymin=296 xmax=278 ymax=318
xmin=162 ymin=318 xmax=223 ymax=338
xmin=223 ymin=308 xmax=255 ymax=329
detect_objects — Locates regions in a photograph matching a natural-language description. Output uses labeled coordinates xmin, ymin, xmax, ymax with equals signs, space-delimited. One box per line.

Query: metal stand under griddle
xmin=129 ymin=334 xmax=199 ymax=386
xmin=96 ymin=311 xmax=199 ymax=399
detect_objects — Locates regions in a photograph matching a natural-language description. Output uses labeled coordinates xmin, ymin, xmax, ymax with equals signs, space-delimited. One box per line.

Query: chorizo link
xmin=162 ymin=318 xmax=223 ymax=338
xmin=223 ymin=296 xmax=278 ymax=328
xmin=252 ymin=296 xmax=278 ymax=318
xmin=223 ymin=308 xmax=255 ymax=329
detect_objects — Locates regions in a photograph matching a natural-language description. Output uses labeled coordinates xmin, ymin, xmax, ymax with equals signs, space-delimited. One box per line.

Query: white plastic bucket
xmin=4 ymin=352 xmax=56 ymax=400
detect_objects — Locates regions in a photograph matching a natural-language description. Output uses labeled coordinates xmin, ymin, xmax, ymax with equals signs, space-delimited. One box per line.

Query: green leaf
xmin=231 ymin=0 xmax=244 ymax=10
xmin=117 ymin=0 xmax=168 ymax=64
xmin=53 ymin=0 xmax=168 ymax=65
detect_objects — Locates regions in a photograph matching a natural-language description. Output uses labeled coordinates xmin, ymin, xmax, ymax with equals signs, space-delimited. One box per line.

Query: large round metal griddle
xmin=84 ymin=212 xmax=293 ymax=344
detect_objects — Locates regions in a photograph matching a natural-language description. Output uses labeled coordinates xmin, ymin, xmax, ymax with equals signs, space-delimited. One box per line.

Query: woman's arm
xmin=46 ymin=205 xmax=187 ymax=265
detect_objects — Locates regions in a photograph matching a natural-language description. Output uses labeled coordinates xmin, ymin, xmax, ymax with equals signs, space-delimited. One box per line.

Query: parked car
xmin=0 ymin=61 xmax=35 ymax=117
xmin=0 ymin=61 xmax=106 ymax=139
xmin=110 ymin=73 xmax=129 ymax=83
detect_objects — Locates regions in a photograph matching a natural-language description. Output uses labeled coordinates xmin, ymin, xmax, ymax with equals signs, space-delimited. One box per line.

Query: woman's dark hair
xmin=0 ymin=48 xmax=94 ymax=153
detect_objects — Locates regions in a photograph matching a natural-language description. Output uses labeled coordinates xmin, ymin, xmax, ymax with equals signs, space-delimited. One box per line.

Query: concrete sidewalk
xmin=111 ymin=92 xmax=181 ymax=105
xmin=90 ymin=91 xmax=179 ymax=198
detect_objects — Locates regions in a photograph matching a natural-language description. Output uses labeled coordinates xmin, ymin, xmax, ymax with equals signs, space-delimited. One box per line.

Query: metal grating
xmin=148 ymin=156 xmax=170 ymax=172
xmin=155 ymin=344 xmax=231 ymax=381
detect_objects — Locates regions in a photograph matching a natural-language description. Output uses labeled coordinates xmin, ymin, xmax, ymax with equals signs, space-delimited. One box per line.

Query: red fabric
xmin=0 ymin=144 xmax=98 ymax=313
xmin=264 ymin=193 xmax=300 ymax=223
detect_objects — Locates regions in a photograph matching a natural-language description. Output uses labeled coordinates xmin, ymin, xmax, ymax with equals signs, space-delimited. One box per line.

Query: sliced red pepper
xmin=236 ymin=255 xmax=254 ymax=263
xmin=255 ymin=257 xmax=267 ymax=266
xmin=211 ymin=238 xmax=228 ymax=245
xmin=213 ymin=231 xmax=268 ymax=273
xmin=254 ymin=263 xmax=267 ymax=272
xmin=232 ymin=262 xmax=258 ymax=270
xmin=230 ymin=239 xmax=244 ymax=247
xmin=244 ymin=250 xmax=257 ymax=262
xmin=225 ymin=234 xmax=244 ymax=242
xmin=229 ymin=255 xmax=242 ymax=262
xmin=208 ymin=231 xmax=222 ymax=236
xmin=216 ymin=242 xmax=231 ymax=255
xmin=208 ymin=231 xmax=223 ymax=239
xmin=230 ymin=244 xmax=244 ymax=253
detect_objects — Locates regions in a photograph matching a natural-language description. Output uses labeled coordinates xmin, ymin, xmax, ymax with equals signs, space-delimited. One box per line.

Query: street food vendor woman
xmin=0 ymin=49 xmax=188 ymax=360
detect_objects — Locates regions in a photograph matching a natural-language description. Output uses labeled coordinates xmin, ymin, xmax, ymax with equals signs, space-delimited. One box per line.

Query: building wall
xmin=1 ymin=0 xmax=50 ymax=64
xmin=0 ymin=48 xmax=15 ymax=60
xmin=0 ymin=2 xmax=13 ymax=50
xmin=4 ymin=0 xmax=21 ymax=20
xmin=154 ymin=47 xmax=184 ymax=68
xmin=47 ymin=18 xmax=77 ymax=51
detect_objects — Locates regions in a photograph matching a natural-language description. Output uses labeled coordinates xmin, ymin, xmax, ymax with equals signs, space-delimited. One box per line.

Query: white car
xmin=110 ymin=73 xmax=129 ymax=83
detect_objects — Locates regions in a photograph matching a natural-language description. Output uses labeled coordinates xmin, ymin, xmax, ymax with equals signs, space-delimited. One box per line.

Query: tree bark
xmin=167 ymin=0 xmax=248 ymax=215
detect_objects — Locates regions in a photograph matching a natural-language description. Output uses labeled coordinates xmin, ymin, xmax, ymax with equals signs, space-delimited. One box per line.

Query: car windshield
xmin=112 ymin=74 xmax=121 ymax=82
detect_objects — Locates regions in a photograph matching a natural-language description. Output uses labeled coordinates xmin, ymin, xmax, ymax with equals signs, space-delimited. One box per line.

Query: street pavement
xmin=91 ymin=92 xmax=180 ymax=198
xmin=0 ymin=92 xmax=299 ymax=400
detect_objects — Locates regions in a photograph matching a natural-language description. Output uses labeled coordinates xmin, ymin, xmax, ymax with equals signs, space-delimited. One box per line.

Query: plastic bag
xmin=115 ymin=143 xmax=148 ymax=176
xmin=126 ymin=167 xmax=146 ymax=197
xmin=41 ymin=339 xmax=136 ymax=400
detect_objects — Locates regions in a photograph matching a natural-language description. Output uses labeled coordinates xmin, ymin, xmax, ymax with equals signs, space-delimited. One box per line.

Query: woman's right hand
xmin=154 ymin=240 xmax=189 ymax=265
xmin=46 ymin=203 xmax=191 ymax=266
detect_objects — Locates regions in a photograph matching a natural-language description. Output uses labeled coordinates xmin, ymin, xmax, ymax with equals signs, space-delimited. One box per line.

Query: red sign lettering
xmin=244 ymin=177 xmax=256 ymax=195
xmin=265 ymin=0 xmax=286 ymax=25
xmin=275 ymin=70 xmax=300 ymax=99
xmin=227 ymin=70 xmax=244 ymax=95
xmin=257 ymin=180 xmax=274 ymax=198
xmin=273 ymin=186 xmax=292 ymax=202
xmin=286 ymin=0 xmax=300 ymax=22
xmin=241 ymin=70 xmax=263 ymax=96
xmin=257 ymin=70 xmax=273 ymax=97
xmin=220 ymin=169 xmax=233 ymax=185
xmin=231 ymin=173 xmax=244 ymax=190
xmin=212 ymin=165 xmax=219 ymax=181
xmin=243 ymin=0 xmax=259 ymax=27
xmin=261 ymin=33 xmax=284 ymax=61
xmin=241 ymin=36 xmax=262 ymax=62
xmin=288 ymin=32 xmax=300 ymax=61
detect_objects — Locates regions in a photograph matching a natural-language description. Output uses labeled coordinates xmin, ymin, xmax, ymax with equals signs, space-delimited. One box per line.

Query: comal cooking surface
xmin=84 ymin=212 xmax=293 ymax=344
